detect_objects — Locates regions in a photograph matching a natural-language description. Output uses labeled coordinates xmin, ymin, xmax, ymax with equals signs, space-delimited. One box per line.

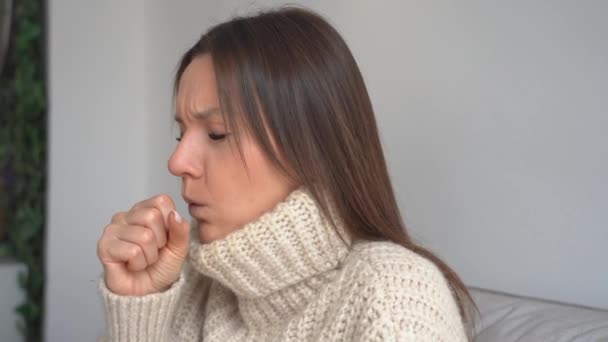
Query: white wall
xmin=46 ymin=1 xmax=148 ymax=340
xmin=45 ymin=1 xmax=608 ymax=340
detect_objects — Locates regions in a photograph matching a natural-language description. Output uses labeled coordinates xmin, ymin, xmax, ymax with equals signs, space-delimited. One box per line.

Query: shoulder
xmin=340 ymin=240 xmax=468 ymax=341
xmin=345 ymin=240 xmax=449 ymax=290
xmin=348 ymin=240 xmax=440 ymax=274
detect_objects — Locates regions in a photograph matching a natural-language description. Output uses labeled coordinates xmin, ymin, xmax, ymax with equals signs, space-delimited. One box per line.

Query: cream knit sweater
xmin=98 ymin=187 xmax=468 ymax=341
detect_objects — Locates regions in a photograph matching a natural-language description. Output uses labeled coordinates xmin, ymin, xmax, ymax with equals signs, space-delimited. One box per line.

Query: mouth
xmin=183 ymin=195 xmax=207 ymax=220
xmin=187 ymin=203 xmax=208 ymax=222
xmin=188 ymin=203 xmax=205 ymax=214
xmin=188 ymin=202 xmax=202 ymax=209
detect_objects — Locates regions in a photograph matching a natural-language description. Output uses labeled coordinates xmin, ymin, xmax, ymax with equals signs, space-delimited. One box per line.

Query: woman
xmin=97 ymin=7 xmax=477 ymax=341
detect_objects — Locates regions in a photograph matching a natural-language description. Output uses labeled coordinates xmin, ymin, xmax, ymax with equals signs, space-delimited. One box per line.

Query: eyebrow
xmin=174 ymin=107 xmax=222 ymax=123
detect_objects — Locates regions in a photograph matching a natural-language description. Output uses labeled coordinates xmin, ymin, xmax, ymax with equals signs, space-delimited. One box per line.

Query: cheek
xmin=236 ymin=146 xmax=287 ymax=211
xmin=214 ymin=143 xmax=274 ymax=211
xmin=206 ymin=148 xmax=242 ymax=191
xmin=205 ymin=140 xmax=257 ymax=200
xmin=239 ymin=142 xmax=277 ymax=187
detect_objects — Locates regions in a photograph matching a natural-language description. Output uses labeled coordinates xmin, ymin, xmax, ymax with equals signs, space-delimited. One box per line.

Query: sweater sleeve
xmin=353 ymin=244 xmax=469 ymax=342
xmin=97 ymin=271 xmax=187 ymax=342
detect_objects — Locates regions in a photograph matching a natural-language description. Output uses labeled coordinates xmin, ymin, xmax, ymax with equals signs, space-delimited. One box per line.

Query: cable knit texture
xmin=98 ymin=187 xmax=468 ymax=341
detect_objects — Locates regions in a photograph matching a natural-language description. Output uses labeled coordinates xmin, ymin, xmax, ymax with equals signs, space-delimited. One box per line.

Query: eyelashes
xmin=175 ymin=132 xmax=229 ymax=142
xmin=208 ymin=133 xmax=227 ymax=141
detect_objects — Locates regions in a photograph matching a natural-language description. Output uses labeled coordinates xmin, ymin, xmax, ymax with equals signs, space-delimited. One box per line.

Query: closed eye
xmin=209 ymin=133 xmax=228 ymax=141
xmin=175 ymin=132 xmax=230 ymax=142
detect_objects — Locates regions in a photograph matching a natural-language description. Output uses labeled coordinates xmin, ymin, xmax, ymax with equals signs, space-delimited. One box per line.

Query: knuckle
xmin=140 ymin=230 xmax=155 ymax=245
xmin=155 ymin=194 xmax=174 ymax=208
xmin=147 ymin=207 xmax=162 ymax=224
xmin=129 ymin=206 xmax=143 ymax=217
xmin=111 ymin=212 xmax=125 ymax=223
xmin=128 ymin=245 xmax=141 ymax=259
xmin=96 ymin=238 xmax=105 ymax=256
xmin=102 ymin=223 xmax=115 ymax=236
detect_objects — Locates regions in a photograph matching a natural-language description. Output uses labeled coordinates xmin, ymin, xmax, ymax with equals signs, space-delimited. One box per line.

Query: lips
xmin=188 ymin=203 xmax=204 ymax=211
xmin=183 ymin=195 xmax=207 ymax=220
xmin=183 ymin=194 xmax=205 ymax=206
xmin=186 ymin=202 xmax=207 ymax=220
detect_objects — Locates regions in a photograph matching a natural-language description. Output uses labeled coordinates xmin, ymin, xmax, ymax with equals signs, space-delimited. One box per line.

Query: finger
xmin=124 ymin=207 xmax=167 ymax=248
xmin=167 ymin=210 xmax=190 ymax=258
xmin=126 ymin=247 xmax=147 ymax=272
xmin=116 ymin=225 xmax=159 ymax=266
xmin=111 ymin=211 xmax=127 ymax=224
xmin=158 ymin=210 xmax=190 ymax=267
xmin=131 ymin=194 xmax=176 ymax=226
xmin=106 ymin=239 xmax=147 ymax=272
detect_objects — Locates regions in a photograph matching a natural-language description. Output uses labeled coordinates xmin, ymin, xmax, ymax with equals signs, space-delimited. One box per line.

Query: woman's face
xmin=168 ymin=54 xmax=298 ymax=244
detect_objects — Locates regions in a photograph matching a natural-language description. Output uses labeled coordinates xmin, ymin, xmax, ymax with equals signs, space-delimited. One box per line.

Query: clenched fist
xmin=97 ymin=194 xmax=190 ymax=296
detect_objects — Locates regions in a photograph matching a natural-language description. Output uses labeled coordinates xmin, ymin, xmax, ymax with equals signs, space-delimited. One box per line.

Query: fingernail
xmin=173 ymin=210 xmax=182 ymax=223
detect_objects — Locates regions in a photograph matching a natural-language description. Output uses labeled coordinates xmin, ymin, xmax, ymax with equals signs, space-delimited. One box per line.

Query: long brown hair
xmin=174 ymin=6 xmax=478 ymax=338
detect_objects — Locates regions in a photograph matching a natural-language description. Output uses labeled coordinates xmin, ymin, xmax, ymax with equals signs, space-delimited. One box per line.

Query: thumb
xmin=164 ymin=210 xmax=190 ymax=260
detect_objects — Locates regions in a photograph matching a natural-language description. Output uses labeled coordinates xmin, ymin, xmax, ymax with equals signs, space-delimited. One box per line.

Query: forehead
xmin=176 ymin=55 xmax=219 ymax=117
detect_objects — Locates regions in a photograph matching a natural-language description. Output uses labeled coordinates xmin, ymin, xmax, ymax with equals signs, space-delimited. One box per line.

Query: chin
xmin=198 ymin=233 xmax=214 ymax=244
xmin=197 ymin=220 xmax=241 ymax=244
xmin=197 ymin=222 xmax=211 ymax=244
xmin=197 ymin=221 xmax=220 ymax=244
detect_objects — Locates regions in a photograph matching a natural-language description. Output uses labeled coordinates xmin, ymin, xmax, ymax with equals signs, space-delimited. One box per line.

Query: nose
xmin=168 ymin=137 xmax=202 ymax=178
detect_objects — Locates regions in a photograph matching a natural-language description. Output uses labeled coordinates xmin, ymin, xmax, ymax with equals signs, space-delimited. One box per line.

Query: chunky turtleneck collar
xmin=187 ymin=186 xmax=352 ymax=300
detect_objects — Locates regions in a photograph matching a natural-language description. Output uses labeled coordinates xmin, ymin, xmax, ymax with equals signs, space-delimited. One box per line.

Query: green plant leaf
xmin=3 ymin=1 xmax=47 ymax=340
xmin=0 ymin=242 xmax=12 ymax=257
xmin=17 ymin=270 xmax=27 ymax=289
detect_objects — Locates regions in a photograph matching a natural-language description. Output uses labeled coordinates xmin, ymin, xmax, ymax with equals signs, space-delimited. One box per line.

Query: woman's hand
xmin=97 ymin=195 xmax=190 ymax=296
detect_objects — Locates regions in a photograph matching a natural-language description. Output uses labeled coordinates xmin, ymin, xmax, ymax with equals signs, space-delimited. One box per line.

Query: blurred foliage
xmin=0 ymin=0 xmax=46 ymax=341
